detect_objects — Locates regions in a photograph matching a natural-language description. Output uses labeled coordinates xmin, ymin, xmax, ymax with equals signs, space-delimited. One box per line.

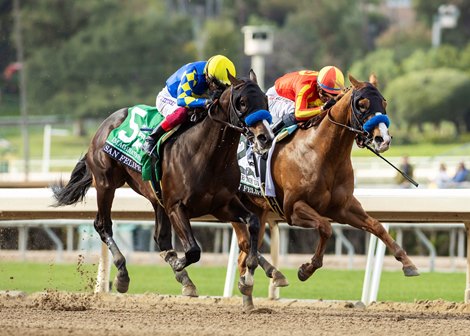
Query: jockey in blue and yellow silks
xmin=166 ymin=61 xmax=211 ymax=109
xmin=143 ymin=55 xmax=237 ymax=155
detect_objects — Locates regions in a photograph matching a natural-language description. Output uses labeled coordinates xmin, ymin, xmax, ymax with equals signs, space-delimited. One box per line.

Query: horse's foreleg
xmin=166 ymin=203 xmax=201 ymax=272
xmin=232 ymin=213 xmax=259 ymax=294
xmin=289 ymin=200 xmax=332 ymax=281
xmin=215 ymin=199 xmax=260 ymax=310
xmin=154 ymin=205 xmax=197 ymax=297
xmin=339 ymin=197 xmax=419 ymax=277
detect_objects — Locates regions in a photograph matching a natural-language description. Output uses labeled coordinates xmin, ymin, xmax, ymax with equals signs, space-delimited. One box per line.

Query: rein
xmin=207 ymin=98 xmax=246 ymax=133
xmin=365 ymin=144 xmax=419 ymax=187
xmin=207 ymin=83 xmax=259 ymax=135
xmin=326 ymin=87 xmax=383 ymax=147
xmin=326 ymin=108 xmax=366 ymax=136
xmin=327 ymin=86 xmax=418 ymax=187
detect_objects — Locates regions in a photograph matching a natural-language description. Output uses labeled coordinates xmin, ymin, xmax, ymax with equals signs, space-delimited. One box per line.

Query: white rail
xmin=0 ymin=188 xmax=469 ymax=304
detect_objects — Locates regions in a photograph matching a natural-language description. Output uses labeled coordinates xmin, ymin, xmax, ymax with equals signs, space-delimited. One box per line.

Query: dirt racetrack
xmin=1 ymin=291 xmax=470 ymax=336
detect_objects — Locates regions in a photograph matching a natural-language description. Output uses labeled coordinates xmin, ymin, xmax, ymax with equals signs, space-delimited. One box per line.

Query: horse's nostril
xmin=257 ymin=134 xmax=267 ymax=145
xmin=374 ymin=136 xmax=384 ymax=144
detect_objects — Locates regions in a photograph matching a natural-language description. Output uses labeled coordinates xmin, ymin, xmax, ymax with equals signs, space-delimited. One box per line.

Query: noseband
xmin=327 ymin=84 xmax=388 ymax=147
xmin=207 ymin=82 xmax=271 ymax=136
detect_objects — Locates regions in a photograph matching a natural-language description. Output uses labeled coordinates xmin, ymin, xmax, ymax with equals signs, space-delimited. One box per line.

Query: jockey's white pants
xmin=266 ymin=86 xmax=295 ymax=124
xmin=155 ymin=87 xmax=179 ymax=117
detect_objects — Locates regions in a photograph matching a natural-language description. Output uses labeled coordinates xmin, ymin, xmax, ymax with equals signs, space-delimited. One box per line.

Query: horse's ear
xmin=349 ymin=74 xmax=364 ymax=89
xmin=228 ymin=69 xmax=241 ymax=86
xmin=249 ymin=69 xmax=258 ymax=84
xmin=369 ymin=73 xmax=379 ymax=88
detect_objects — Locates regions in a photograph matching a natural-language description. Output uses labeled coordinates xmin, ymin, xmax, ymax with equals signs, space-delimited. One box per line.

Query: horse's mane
xmin=299 ymin=87 xmax=353 ymax=129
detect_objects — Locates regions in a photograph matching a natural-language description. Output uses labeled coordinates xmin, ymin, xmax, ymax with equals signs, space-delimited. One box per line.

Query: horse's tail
xmin=51 ymin=155 xmax=93 ymax=207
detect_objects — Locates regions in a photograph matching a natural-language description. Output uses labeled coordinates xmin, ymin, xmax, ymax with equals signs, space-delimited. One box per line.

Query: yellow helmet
xmin=317 ymin=66 xmax=345 ymax=95
xmin=204 ymin=55 xmax=236 ymax=86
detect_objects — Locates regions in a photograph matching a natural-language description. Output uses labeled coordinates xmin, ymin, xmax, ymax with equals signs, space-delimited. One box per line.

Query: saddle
xmin=103 ymin=105 xmax=207 ymax=180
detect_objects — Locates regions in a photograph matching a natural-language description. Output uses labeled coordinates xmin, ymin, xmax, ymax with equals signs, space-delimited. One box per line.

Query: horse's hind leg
xmin=155 ymin=205 xmax=197 ymax=297
xmin=232 ymin=221 xmax=288 ymax=288
xmin=288 ymin=200 xmax=333 ymax=281
xmin=232 ymin=221 xmax=288 ymax=311
xmin=94 ymin=187 xmax=130 ymax=293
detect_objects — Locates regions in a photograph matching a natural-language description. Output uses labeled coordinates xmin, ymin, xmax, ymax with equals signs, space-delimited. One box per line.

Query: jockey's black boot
xmin=271 ymin=113 xmax=296 ymax=135
xmin=142 ymin=125 xmax=166 ymax=156
xmin=271 ymin=119 xmax=286 ymax=135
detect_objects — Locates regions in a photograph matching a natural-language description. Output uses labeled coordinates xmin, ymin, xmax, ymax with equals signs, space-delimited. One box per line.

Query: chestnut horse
xmin=231 ymin=75 xmax=419 ymax=308
xmin=52 ymin=71 xmax=274 ymax=298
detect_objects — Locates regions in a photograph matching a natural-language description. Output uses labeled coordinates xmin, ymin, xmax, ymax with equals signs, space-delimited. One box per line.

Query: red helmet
xmin=317 ymin=66 xmax=344 ymax=95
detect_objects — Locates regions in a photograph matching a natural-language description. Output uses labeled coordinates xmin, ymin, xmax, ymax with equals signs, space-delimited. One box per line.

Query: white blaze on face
xmin=264 ymin=119 xmax=275 ymax=139
xmin=375 ymin=113 xmax=391 ymax=152
xmin=378 ymin=123 xmax=390 ymax=143
xmin=252 ymin=119 xmax=274 ymax=155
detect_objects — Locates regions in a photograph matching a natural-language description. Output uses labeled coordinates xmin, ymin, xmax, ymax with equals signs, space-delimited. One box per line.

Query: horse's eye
xmin=357 ymin=98 xmax=370 ymax=111
xmin=239 ymin=98 xmax=247 ymax=109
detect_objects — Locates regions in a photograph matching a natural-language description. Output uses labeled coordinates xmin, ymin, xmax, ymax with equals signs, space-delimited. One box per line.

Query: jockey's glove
xmin=322 ymin=98 xmax=337 ymax=111
xmin=205 ymin=98 xmax=213 ymax=109
xmin=282 ymin=112 xmax=297 ymax=127
xmin=210 ymin=89 xmax=224 ymax=100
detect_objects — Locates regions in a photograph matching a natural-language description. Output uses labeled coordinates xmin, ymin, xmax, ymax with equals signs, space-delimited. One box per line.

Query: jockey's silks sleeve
xmin=294 ymin=84 xmax=323 ymax=121
xmin=275 ymin=70 xmax=324 ymax=121
xmin=176 ymin=68 xmax=209 ymax=108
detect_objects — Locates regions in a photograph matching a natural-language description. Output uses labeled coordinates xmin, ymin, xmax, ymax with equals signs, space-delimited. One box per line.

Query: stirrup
xmin=143 ymin=140 xmax=158 ymax=158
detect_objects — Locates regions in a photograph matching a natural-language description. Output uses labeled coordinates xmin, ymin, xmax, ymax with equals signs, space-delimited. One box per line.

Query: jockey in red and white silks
xmin=267 ymin=66 xmax=345 ymax=133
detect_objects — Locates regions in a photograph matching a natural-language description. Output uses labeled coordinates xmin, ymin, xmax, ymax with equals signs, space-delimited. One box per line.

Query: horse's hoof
xmin=185 ymin=247 xmax=201 ymax=265
xmin=272 ymin=270 xmax=289 ymax=287
xmin=113 ymin=275 xmax=130 ymax=293
xmin=242 ymin=295 xmax=255 ymax=312
xmin=403 ymin=266 xmax=420 ymax=277
xmin=297 ymin=264 xmax=313 ymax=282
xmin=238 ymin=279 xmax=253 ymax=296
xmin=182 ymin=284 xmax=198 ymax=297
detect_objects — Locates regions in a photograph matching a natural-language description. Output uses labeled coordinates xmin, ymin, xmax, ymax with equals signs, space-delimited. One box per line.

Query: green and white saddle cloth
xmin=103 ymin=104 xmax=164 ymax=181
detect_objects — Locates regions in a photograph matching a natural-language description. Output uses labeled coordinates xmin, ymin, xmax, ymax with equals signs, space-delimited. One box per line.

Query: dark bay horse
xmin=231 ymin=75 xmax=419 ymax=307
xmin=52 ymin=71 xmax=274 ymax=298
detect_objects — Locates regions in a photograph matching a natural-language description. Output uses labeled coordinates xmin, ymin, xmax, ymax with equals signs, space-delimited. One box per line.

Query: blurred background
xmin=1 ymin=0 xmax=470 ymax=187
xmin=0 ymin=0 xmax=469 ymax=272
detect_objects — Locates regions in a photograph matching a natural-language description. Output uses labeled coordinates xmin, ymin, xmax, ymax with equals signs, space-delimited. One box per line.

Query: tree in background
xmin=348 ymin=48 xmax=401 ymax=88
xmin=1 ymin=0 xmax=469 ymax=141
xmin=266 ymin=0 xmax=388 ymax=86
xmin=385 ymin=68 xmax=470 ymax=134
xmin=24 ymin=1 xmax=195 ymax=122
xmin=0 ymin=0 xmax=16 ymax=100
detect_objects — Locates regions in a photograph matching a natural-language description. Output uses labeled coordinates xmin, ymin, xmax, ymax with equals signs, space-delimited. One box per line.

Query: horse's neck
xmin=313 ymin=97 xmax=355 ymax=156
xmin=196 ymin=107 xmax=239 ymax=161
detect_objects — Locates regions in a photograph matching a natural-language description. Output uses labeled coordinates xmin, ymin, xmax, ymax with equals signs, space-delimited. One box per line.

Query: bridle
xmin=207 ymin=81 xmax=267 ymax=136
xmin=327 ymin=84 xmax=386 ymax=147
xmin=327 ymin=84 xmax=416 ymax=186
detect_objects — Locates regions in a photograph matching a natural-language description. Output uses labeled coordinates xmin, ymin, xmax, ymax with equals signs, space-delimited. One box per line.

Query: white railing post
xmin=268 ymin=221 xmax=280 ymax=299
xmin=465 ymin=222 xmax=470 ymax=304
xmin=95 ymin=242 xmax=111 ymax=293
xmin=361 ymin=224 xmax=389 ymax=305
xmin=223 ymin=230 xmax=239 ymax=297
